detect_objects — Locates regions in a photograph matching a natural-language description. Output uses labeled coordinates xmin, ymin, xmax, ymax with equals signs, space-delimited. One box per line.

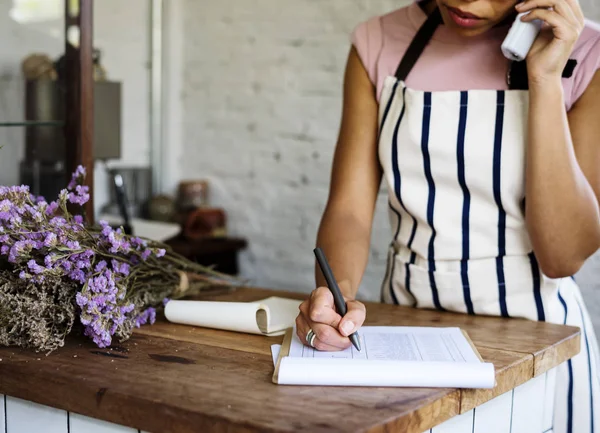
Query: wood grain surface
xmin=0 ymin=286 xmax=581 ymax=433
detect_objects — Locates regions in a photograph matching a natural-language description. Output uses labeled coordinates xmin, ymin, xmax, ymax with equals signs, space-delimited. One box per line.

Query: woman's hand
xmin=517 ymin=0 xmax=585 ymax=84
xmin=295 ymin=283 xmax=366 ymax=351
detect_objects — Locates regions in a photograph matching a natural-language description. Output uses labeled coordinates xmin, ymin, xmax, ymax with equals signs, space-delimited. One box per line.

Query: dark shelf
xmin=165 ymin=236 xmax=248 ymax=275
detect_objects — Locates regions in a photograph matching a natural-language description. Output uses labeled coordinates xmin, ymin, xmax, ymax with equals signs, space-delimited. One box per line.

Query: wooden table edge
xmin=365 ymin=389 xmax=462 ymax=433
xmin=457 ymin=326 xmax=581 ymax=414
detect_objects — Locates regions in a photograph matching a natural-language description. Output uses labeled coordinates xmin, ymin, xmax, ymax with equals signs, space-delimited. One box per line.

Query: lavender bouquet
xmin=0 ymin=166 xmax=237 ymax=352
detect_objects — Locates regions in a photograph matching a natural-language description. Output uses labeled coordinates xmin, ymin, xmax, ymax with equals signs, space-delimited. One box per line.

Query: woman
xmin=295 ymin=0 xmax=600 ymax=430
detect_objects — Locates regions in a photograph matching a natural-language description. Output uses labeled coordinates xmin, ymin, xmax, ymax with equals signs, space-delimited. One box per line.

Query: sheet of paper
xmin=165 ymin=300 xmax=264 ymax=334
xmin=259 ymin=297 xmax=302 ymax=334
xmin=271 ymin=344 xmax=281 ymax=365
xmin=289 ymin=326 xmax=480 ymax=362
xmin=278 ymin=326 xmax=494 ymax=388
xmin=163 ymin=297 xmax=301 ymax=336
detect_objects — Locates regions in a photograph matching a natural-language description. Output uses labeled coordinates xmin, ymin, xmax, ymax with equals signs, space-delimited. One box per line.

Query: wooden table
xmin=0 ymin=287 xmax=580 ymax=433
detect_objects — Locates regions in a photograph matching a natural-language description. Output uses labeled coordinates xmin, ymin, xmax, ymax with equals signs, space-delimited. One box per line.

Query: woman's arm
xmin=294 ymin=46 xmax=381 ymax=351
xmin=526 ymin=72 xmax=600 ymax=278
xmin=314 ymin=46 xmax=382 ymax=299
xmin=518 ymin=0 xmax=600 ymax=278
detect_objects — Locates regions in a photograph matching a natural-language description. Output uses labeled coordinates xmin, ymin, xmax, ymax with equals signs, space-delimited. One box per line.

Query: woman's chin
xmin=447 ymin=23 xmax=492 ymax=37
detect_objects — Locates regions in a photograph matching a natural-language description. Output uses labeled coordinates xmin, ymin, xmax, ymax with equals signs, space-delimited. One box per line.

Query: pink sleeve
xmin=566 ymin=23 xmax=600 ymax=110
xmin=350 ymin=16 xmax=383 ymax=86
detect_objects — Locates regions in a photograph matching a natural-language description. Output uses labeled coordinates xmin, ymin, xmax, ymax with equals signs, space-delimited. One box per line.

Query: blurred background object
xmin=101 ymin=166 xmax=151 ymax=218
xmin=19 ymin=48 xmax=121 ymax=202
xmin=21 ymin=53 xmax=57 ymax=80
xmin=177 ymin=179 xmax=208 ymax=212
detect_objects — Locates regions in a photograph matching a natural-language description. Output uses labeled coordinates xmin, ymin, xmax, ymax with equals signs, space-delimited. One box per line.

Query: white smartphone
xmin=501 ymin=12 xmax=543 ymax=61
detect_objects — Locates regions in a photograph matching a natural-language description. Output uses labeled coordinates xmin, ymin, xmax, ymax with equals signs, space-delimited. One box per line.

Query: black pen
xmin=313 ymin=247 xmax=362 ymax=352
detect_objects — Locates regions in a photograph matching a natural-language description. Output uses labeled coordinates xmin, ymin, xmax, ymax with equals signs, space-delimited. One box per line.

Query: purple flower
xmin=0 ymin=164 xmax=181 ymax=350
xmin=76 ymin=292 xmax=88 ymax=307
xmin=120 ymin=303 xmax=135 ymax=314
xmin=68 ymin=269 xmax=86 ymax=283
xmin=79 ymin=249 xmax=94 ymax=260
xmin=49 ymin=216 xmax=67 ymax=227
xmin=120 ymin=262 xmax=130 ymax=276
xmin=0 ymin=185 xmax=29 ymax=196
xmin=61 ymin=260 xmax=73 ymax=272
xmin=68 ymin=165 xmax=86 ymax=189
xmin=105 ymin=231 xmax=130 ymax=254
xmin=76 ymin=259 xmax=90 ymax=269
xmin=45 ymin=201 xmax=59 ymax=216
xmin=111 ymin=259 xmax=130 ymax=276
xmin=134 ymin=307 xmax=156 ymax=328
xmin=130 ymin=237 xmax=147 ymax=248
xmin=68 ymin=185 xmax=90 ymax=206
xmin=43 ymin=233 xmax=57 ymax=247
xmin=44 ymin=254 xmax=56 ymax=267
xmin=76 ymin=266 xmax=133 ymax=348
xmin=84 ymin=324 xmax=111 ymax=348
xmin=0 ymin=200 xmax=12 ymax=221
xmin=9 ymin=240 xmax=35 ymax=263
xmin=27 ymin=259 xmax=45 ymax=275
xmin=95 ymin=261 xmax=107 ymax=273
xmin=99 ymin=220 xmax=113 ymax=237
xmin=66 ymin=240 xmax=80 ymax=250
xmin=59 ymin=189 xmax=68 ymax=202
xmin=89 ymin=274 xmax=108 ymax=293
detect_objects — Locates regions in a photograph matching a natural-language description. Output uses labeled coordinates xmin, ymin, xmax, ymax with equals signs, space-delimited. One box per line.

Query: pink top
xmin=351 ymin=2 xmax=600 ymax=111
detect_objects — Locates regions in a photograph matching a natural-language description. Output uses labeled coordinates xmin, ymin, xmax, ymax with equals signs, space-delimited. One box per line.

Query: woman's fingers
xmin=308 ymin=286 xmax=343 ymax=327
xmin=520 ymin=8 xmax=580 ymax=41
xmin=296 ymin=312 xmax=351 ymax=350
xmin=310 ymin=322 xmax=352 ymax=351
xmin=338 ymin=299 xmax=366 ymax=337
xmin=295 ymin=314 xmax=311 ymax=345
xmin=297 ymin=288 xmax=354 ymax=351
xmin=517 ymin=0 xmax=583 ymax=31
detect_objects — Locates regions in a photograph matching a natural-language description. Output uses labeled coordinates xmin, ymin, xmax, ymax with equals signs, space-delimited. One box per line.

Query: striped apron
xmin=379 ymin=8 xmax=600 ymax=432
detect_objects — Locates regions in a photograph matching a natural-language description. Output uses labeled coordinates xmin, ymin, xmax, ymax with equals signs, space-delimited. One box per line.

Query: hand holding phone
xmin=501 ymin=12 xmax=543 ymax=61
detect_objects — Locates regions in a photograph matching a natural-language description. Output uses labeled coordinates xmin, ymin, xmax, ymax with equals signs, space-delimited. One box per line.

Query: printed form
xmin=272 ymin=326 xmax=495 ymax=388
xmin=291 ymin=326 xmax=477 ymax=363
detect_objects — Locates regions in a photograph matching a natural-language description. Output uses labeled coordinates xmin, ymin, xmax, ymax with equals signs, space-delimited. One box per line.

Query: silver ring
xmin=306 ymin=329 xmax=316 ymax=348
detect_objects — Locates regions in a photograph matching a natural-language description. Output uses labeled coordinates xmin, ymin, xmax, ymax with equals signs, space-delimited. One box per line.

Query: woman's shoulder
xmin=350 ymin=4 xmax=420 ymax=84
xmin=565 ymin=19 xmax=600 ymax=110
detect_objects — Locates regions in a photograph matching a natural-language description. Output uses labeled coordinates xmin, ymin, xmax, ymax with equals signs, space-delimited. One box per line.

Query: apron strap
xmin=507 ymin=61 xmax=529 ymax=90
xmin=394 ymin=7 xmax=442 ymax=81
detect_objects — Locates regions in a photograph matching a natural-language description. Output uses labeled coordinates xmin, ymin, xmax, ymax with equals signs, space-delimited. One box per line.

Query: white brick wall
xmin=178 ymin=0 xmax=399 ymax=298
xmin=177 ymin=0 xmax=600 ymax=334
